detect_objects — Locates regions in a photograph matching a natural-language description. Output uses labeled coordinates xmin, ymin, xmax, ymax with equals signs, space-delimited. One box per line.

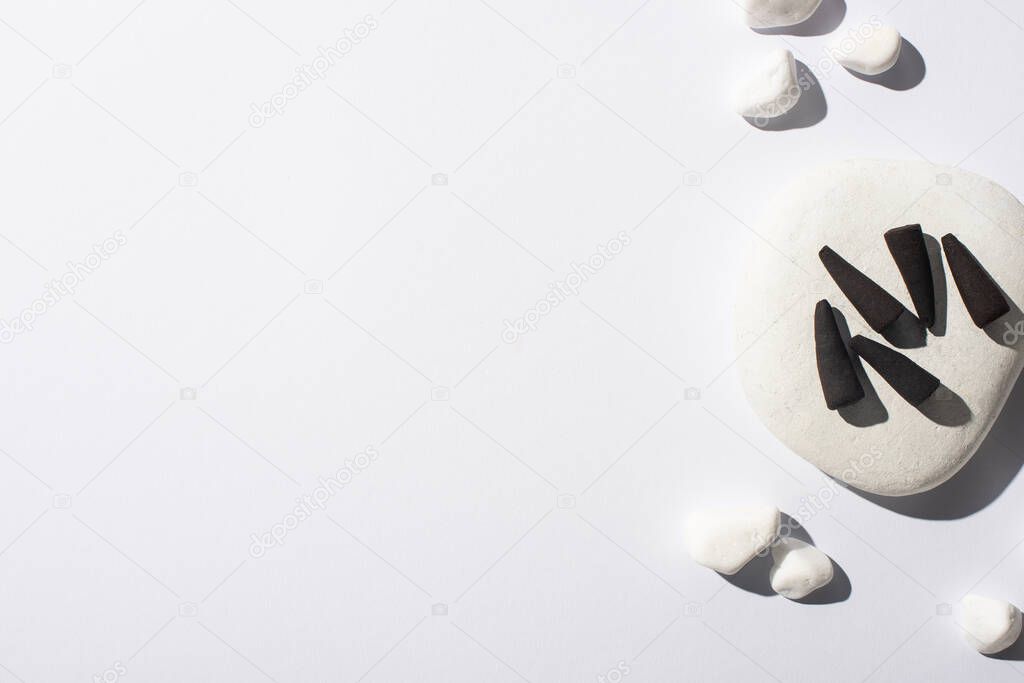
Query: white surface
xmin=685 ymin=505 xmax=780 ymax=574
xmin=2 ymin=1 xmax=1024 ymax=681
xmin=736 ymin=159 xmax=1024 ymax=496
xmin=734 ymin=48 xmax=801 ymax=118
xmin=770 ymin=537 xmax=834 ymax=599
xmin=834 ymin=25 xmax=902 ymax=75
xmin=957 ymin=594 xmax=1023 ymax=654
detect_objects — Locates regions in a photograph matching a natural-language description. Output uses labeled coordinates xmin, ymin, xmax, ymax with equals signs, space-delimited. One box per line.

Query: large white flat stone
xmin=736 ymin=160 xmax=1024 ymax=496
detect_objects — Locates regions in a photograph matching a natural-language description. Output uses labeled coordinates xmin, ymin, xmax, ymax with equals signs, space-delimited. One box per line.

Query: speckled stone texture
xmin=736 ymin=160 xmax=1024 ymax=496
xmin=740 ymin=0 xmax=823 ymax=29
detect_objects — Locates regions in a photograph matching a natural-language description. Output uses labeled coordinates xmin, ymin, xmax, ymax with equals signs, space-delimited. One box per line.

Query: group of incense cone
xmin=815 ymin=226 xmax=1009 ymax=411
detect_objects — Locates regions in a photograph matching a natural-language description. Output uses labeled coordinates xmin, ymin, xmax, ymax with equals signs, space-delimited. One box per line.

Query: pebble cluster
xmin=685 ymin=505 xmax=834 ymax=600
xmin=685 ymin=508 xmax=1024 ymax=653
xmin=732 ymin=2 xmax=904 ymax=121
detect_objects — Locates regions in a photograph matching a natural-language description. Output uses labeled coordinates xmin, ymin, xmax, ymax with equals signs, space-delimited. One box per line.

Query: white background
xmin=1 ymin=0 xmax=1024 ymax=681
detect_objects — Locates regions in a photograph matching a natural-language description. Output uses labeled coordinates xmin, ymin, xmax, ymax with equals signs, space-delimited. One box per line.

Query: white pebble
xmin=734 ymin=49 xmax=801 ymax=120
xmin=769 ymin=537 xmax=833 ymax=599
xmin=740 ymin=0 xmax=823 ymax=29
xmin=832 ymin=25 xmax=902 ymax=75
xmin=957 ymin=594 xmax=1023 ymax=654
xmin=685 ymin=505 xmax=780 ymax=575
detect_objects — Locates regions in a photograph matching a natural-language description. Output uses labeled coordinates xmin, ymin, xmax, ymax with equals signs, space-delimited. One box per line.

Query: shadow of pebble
xmin=718 ymin=552 xmax=775 ymax=596
xmin=987 ymin=623 xmax=1024 ymax=660
xmin=779 ymin=513 xmax=813 ymax=545
xmin=744 ymin=61 xmax=827 ymax=131
xmin=849 ymin=38 xmax=925 ymax=90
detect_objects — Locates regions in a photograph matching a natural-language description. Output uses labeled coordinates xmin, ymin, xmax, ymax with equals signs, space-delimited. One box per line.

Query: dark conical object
xmin=814 ymin=300 xmax=864 ymax=410
xmin=884 ymin=224 xmax=935 ymax=327
xmin=850 ymin=335 xmax=939 ymax=406
xmin=819 ymin=246 xmax=907 ymax=334
xmin=941 ymin=234 xmax=1009 ymax=328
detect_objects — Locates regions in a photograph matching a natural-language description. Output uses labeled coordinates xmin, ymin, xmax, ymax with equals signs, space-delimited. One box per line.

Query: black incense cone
xmin=942 ymin=234 xmax=1010 ymax=328
xmin=819 ymin=246 xmax=907 ymax=334
xmin=850 ymin=335 xmax=939 ymax=406
xmin=884 ymin=224 xmax=935 ymax=327
xmin=814 ymin=300 xmax=864 ymax=410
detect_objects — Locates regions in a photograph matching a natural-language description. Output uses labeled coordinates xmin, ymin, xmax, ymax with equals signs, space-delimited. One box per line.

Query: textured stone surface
xmin=684 ymin=506 xmax=780 ymax=575
xmin=957 ymin=594 xmax=1023 ymax=654
xmin=736 ymin=160 xmax=1024 ymax=496
xmin=834 ymin=25 xmax=902 ymax=75
xmin=734 ymin=49 xmax=800 ymax=119
xmin=769 ymin=537 xmax=833 ymax=599
xmin=741 ymin=0 xmax=823 ymax=29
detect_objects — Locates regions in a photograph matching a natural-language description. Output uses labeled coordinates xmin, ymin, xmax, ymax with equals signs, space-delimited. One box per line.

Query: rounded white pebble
xmin=741 ymin=0 xmax=823 ymax=29
xmin=768 ymin=537 xmax=833 ymax=599
xmin=833 ymin=25 xmax=902 ymax=75
xmin=957 ymin=595 xmax=1023 ymax=654
xmin=734 ymin=49 xmax=801 ymax=120
xmin=684 ymin=505 xmax=780 ymax=575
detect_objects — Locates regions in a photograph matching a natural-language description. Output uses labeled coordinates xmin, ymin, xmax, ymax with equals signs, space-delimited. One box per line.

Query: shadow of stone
xmin=718 ymin=552 xmax=775 ymax=596
xmin=987 ymin=622 xmax=1024 ymax=660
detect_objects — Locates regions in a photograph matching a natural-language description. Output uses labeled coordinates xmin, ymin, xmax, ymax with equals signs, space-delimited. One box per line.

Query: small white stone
xmin=741 ymin=0 xmax=823 ymax=29
xmin=957 ymin=594 xmax=1023 ymax=654
xmin=833 ymin=25 xmax=902 ymax=76
xmin=734 ymin=49 xmax=800 ymax=120
xmin=684 ymin=505 xmax=780 ymax=575
xmin=768 ymin=537 xmax=833 ymax=599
